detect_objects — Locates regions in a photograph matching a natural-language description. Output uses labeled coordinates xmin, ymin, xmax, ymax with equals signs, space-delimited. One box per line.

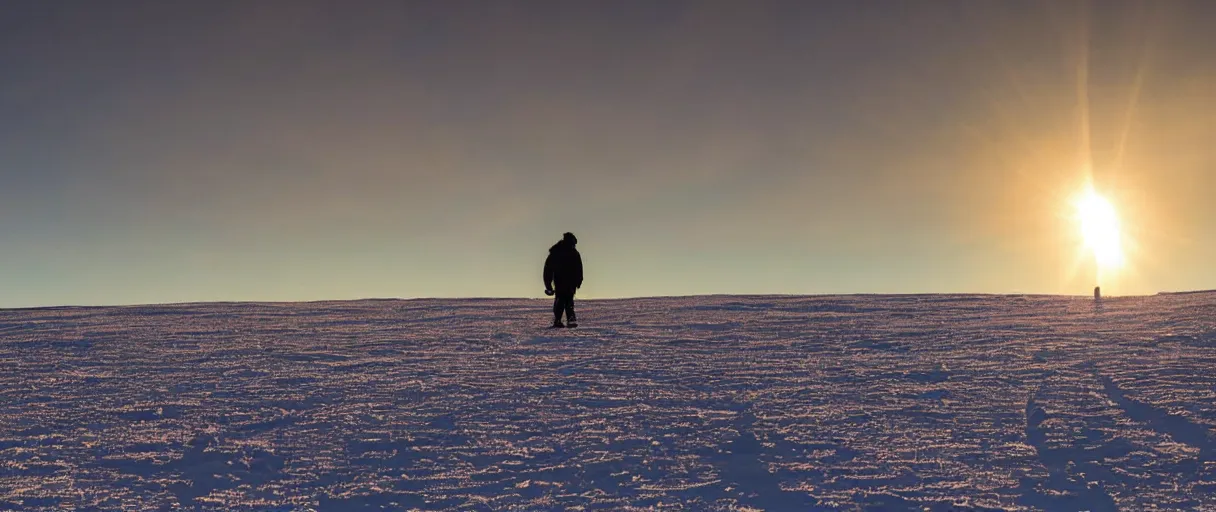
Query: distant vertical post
xmin=1094 ymin=286 xmax=1101 ymax=300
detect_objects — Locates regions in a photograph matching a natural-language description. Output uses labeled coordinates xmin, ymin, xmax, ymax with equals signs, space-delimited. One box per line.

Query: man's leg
xmin=552 ymin=295 xmax=564 ymax=326
xmin=562 ymin=293 xmax=576 ymax=325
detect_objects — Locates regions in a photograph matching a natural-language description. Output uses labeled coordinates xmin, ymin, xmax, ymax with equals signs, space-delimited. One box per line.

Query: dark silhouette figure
xmin=543 ymin=232 xmax=583 ymax=328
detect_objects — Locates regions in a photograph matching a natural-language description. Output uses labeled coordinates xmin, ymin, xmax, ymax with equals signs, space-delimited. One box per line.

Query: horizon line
xmin=5 ymin=290 xmax=1214 ymax=311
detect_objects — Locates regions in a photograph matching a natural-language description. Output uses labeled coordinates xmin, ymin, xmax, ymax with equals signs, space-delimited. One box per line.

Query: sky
xmin=2 ymin=0 xmax=1215 ymax=307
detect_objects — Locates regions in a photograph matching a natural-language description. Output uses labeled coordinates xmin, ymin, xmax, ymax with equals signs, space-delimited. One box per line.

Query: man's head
xmin=563 ymin=232 xmax=577 ymax=246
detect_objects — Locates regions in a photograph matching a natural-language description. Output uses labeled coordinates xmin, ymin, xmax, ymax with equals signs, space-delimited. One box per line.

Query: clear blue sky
xmin=2 ymin=0 xmax=1214 ymax=307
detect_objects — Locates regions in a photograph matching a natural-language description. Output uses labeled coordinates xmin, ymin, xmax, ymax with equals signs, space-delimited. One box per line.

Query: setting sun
xmin=1075 ymin=187 xmax=1125 ymax=273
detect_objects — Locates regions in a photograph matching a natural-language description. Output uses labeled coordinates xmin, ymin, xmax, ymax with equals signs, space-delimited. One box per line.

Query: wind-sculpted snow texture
xmin=2 ymin=293 xmax=1216 ymax=511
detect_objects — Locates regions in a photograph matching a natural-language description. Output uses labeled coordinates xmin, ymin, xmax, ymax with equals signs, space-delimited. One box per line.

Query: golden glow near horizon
xmin=1074 ymin=185 xmax=1125 ymax=282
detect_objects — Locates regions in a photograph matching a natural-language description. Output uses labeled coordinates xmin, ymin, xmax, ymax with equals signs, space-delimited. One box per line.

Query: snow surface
xmin=2 ymin=293 xmax=1216 ymax=511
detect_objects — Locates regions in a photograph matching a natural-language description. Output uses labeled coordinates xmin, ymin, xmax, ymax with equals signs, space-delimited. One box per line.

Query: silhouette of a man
xmin=543 ymin=232 xmax=583 ymax=328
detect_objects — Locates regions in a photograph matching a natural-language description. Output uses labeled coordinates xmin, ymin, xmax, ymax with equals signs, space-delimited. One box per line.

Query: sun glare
xmin=1075 ymin=187 xmax=1124 ymax=273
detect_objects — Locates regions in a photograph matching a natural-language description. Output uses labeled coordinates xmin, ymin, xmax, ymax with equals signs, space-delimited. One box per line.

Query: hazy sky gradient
xmin=2 ymin=0 xmax=1215 ymax=307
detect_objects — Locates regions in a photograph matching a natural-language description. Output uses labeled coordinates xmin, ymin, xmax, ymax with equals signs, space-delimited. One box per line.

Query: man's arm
xmin=574 ymin=253 xmax=583 ymax=289
xmin=543 ymin=253 xmax=554 ymax=291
